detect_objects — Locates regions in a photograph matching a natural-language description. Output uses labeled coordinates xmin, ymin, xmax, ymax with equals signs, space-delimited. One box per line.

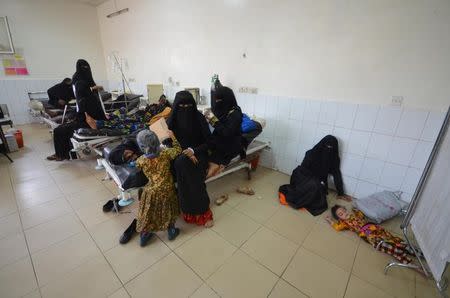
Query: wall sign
xmin=0 ymin=16 xmax=14 ymax=54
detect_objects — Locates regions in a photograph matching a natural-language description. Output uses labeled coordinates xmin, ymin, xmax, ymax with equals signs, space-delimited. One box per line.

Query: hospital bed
xmin=97 ymin=125 xmax=270 ymax=207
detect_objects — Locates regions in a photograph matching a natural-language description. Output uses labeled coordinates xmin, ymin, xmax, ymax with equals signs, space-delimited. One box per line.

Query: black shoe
xmin=140 ymin=232 xmax=154 ymax=247
xmin=102 ymin=200 xmax=114 ymax=212
xmin=168 ymin=225 xmax=180 ymax=241
xmin=119 ymin=219 xmax=137 ymax=244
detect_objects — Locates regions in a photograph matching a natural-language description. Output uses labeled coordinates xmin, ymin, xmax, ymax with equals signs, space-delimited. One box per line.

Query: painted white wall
xmin=97 ymin=0 xmax=450 ymax=110
xmin=0 ymin=0 xmax=107 ymax=80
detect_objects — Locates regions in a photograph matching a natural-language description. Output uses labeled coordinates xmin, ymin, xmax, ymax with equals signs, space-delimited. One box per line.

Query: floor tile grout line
xmin=8 ymin=162 xmax=45 ymax=298
xmin=341 ymin=239 xmax=361 ymax=298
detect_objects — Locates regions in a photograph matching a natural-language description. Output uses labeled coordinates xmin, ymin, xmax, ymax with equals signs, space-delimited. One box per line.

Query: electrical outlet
xmin=239 ymin=87 xmax=257 ymax=94
xmin=391 ymin=96 xmax=404 ymax=106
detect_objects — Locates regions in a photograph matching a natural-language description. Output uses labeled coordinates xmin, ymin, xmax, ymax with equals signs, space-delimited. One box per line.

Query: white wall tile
xmin=254 ymin=96 xmax=267 ymax=118
xmin=347 ymin=130 xmax=371 ymax=156
xmin=401 ymin=167 xmax=422 ymax=194
xmin=259 ymin=148 xmax=274 ymax=168
xmin=264 ymin=96 xmax=278 ymax=119
xmin=387 ymin=137 xmax=418 ymax=166
xmin=274 ymin=119 xmax=290 ymax=140
xmin=421 ymin=111 xmax=446 ymax=142
xmin=283 ymin=140 xmax=299 ymax=161
xmin=366 ymin=133 xmax=393 ymax=161
xmin=335 ymin=103 xmax=357 ymax=128
xmin=342 ymin=175 xmax=358 ymax=196
xmin=277 ymin=97 xmax=292 ymax=120
xmin=316 ymin=124 xmax=333 ymax=141
xmin=341 ymin=153 xmax=364 ymax=178
xmin=319 ymin=101 xmax=337 ymax=125
xmin=373 ymin=106 xmax=402 ymax=135
xmin=296 ymin=142 xmax=309 ymax=163
xmin=379 ymin=162 xmax=408 ymax=190
xmin=289 ymin=99 xmax=305 ymax=121
xmin=333 ymin=127 xmax=351 ymax=154
xmin=396 ymin=109 xmax=428 ymax=139
xmin=287 ymin=120 xmax=301 ymax=143
xmin=354 ymin=180 xmax=378 ymax=199
xmin=353 ymin=104 xmax=379 ymax=131
xmin=303 ymin=100 xmax=321 ymax=122
xmin=410 ymin=141 xmax=433 ymax=170
xmin=299 ymin=120 xmax=317 ymax=148
xmin=359 ymin=158 xmax=384 ymax=184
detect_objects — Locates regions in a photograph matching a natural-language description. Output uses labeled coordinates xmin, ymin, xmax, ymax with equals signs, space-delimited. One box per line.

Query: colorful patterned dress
xmin=135 ymin=137 xmax=181 ymax=233
xmin=332 ymin=209 xmax=412 ymax=264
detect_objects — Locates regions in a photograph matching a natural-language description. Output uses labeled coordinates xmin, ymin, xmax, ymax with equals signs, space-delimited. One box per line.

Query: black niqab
xmin=72 ymin=59 xmax=95 ymax=87
xmin=47 ymin=78 xmax=75 ymax=107
xmin=301 ymin=135 xmax=340 ymax=182
xmin=211 ymin=86 xmax=238 ymax=120
xmin=167 ymin=91 xmax=210 ymax=150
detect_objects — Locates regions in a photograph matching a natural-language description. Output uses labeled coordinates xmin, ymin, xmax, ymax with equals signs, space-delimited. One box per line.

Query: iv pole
xmin=111 ymin=53 xmax=132 ymax=111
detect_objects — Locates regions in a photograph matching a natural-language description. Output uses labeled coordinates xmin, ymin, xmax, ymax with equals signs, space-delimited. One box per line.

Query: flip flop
xmin=215 ymin=194 xmax=229 ymax=206
xmin=236 ymin=186 xmax=255 ymax=196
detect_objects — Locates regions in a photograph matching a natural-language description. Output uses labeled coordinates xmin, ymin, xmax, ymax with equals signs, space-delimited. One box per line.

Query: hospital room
xmin=1 ymin=0 xmax=449 ymax=297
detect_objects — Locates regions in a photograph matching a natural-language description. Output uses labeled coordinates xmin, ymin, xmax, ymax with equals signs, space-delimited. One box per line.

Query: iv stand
xmin=111 ymin=53 xmax=132 ymax=111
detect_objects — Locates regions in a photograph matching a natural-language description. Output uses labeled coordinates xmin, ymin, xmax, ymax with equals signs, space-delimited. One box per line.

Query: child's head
xmin=137 ymin=129 xmax=160 ymax=156
xmin=331 ymin=205 xmax=349 ymax=220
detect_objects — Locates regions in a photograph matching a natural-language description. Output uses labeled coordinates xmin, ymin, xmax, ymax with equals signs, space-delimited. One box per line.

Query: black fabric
xmin=278 ymin=135 xmax=345 ymax=216
xmin=53 ymin=120 xmax=87 ymax=159
xmin=47 ymin=78 xmax=75 ymax=108
xmin=298 ymin=135 xmax=344 ymax=195
xmin=169 ymin=91 xmax=212 ymax=216
xmin=167 ymin=91 xmax=211 ymax=153
xmin=74 ymin=80 xmax=106 ymax=123
xmin=108 ymin=139 xmax=141 ymax=165
xmin=279 ymin=168 xmax=327 ymax=216
xmin=174 ymin=153 xmax=210 ymax=215
xmin=72 ymin=59 xmax=95 ymax=87
xmin=211 ymin=86 xmax=238 ymax=120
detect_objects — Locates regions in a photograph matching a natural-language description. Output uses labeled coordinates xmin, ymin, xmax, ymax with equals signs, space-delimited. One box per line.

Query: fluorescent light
xmin=106 ymin=8 xmax=129 ymax=18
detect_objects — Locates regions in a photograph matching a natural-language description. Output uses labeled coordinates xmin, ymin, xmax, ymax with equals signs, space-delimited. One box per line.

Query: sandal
xmin=236 ymin=186 xmax=255 ymax=196
xmin=215 ymin=194 xmax=229 ymax=206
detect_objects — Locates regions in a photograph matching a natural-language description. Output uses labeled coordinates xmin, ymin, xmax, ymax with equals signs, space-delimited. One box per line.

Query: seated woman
xmin=205 ymin=86 xmax=243 ymax=178
xmin=47 ymin=78 xmax=75 ymax=110
xmin=278 ymin=135 xmax=352 ymax=216
xmin=46 ymin=59 xmax=105 ymax=161
xmin=169 ymin=91 xmax=214 ymax=227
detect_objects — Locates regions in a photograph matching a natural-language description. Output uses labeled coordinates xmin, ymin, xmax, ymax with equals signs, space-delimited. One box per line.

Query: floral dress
xmin=135 ymin=137 xmax=181 ymax=233
xmin=332 ymin=209 xmax=412 ymax=264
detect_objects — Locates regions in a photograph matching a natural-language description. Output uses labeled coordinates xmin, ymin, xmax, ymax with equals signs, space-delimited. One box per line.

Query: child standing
xmin=135 ymin=129 xmax=181 ymax=246
xmin=326 ymin=205 xmax=413 ymax=264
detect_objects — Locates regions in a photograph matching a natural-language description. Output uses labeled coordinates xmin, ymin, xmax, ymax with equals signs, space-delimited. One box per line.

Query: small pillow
xmin=353 ymin=190 xmax=406 ymax=223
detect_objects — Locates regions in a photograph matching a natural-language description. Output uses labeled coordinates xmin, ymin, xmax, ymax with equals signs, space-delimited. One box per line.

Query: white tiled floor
xmin=0 ymin=124 xmax=448 ymax=298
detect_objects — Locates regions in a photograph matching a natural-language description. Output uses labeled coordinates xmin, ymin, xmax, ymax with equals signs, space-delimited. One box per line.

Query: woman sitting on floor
xmin=205 ymin=86 xmax=243 ymax=178
xmin=47 ymin=59 xmax=105 ymax=161
xmin=278 ymin=135 xmax=352 ymax=216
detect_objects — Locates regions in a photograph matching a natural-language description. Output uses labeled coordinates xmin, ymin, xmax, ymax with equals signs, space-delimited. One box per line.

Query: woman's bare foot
xmin=237 ymin=186 xmax=255 ymax=195
xmin=204 ymin=220 xmax=214 ymax=228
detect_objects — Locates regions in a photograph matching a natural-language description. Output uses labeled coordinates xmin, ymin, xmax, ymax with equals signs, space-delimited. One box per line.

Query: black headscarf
xmin=211 ymin=86 xmax=238 ymax=120
xmin=167 ymin=91 xmax=210 ymax=150
xmin=72 ymin=59 xmax=95 ymax=87
xmin=301 ymin=135 xmax=340 ymax=182
xmin=47 ymin=78 xmax=75 ymax=107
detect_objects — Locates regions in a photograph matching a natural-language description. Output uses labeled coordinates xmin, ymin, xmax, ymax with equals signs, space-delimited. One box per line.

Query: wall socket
xmin=391 ymin=96 xmax=404 ymax=106
xmin=239 ymin=87 xmax=258 ymax=94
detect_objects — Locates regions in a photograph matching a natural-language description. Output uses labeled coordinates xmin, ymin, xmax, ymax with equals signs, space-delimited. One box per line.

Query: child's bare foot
xmin=215 ymin=194 xmax=229 ymax=206
xmin=237 ymin=186 xmax=255 ymax=195
xmin=204 ymin=220 xmax=214 ymax=228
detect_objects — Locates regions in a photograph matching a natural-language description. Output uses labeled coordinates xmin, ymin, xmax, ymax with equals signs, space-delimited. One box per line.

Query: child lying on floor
xmin=326 ymin=205 xmax=414 ymax=264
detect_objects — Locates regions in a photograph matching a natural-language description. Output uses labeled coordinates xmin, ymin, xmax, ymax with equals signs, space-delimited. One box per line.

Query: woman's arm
xmin=164 ymin=131 xmax=182 ymax=160
xmin=332 ymin=168 xmax=345 ymax=196
xmin=210 ymin=110 xmax=241 ymax=137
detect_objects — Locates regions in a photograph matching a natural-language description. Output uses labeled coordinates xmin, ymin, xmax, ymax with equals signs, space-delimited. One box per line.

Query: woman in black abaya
xmin=47 ymin=59 xmax=105 ymax=161
xmin=205 ymin=86 xmax=243 ymax=178
xmin=278 ymin=135 xmax=352 ymax=216
xmin=169 ymin=91 xmax=214 ymax=227
xmin=47 ymin=78 xmax=75 ymax=109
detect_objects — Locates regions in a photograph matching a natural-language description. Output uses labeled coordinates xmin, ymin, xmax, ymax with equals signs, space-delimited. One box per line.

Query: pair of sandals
xmin=215 ymin=186 xmax=255 ymax=206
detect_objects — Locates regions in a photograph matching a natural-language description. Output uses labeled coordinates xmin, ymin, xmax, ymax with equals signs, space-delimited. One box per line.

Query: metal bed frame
xmin=384 ymin=107 xmax=450 ymax=297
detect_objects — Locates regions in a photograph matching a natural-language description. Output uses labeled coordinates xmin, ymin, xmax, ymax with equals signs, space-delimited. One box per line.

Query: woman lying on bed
xmin=47 ymin=59 xmax=105 ymax=161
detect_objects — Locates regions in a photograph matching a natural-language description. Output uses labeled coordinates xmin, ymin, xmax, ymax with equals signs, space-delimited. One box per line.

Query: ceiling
xmin=72 ymin=0 xmax=110 ymax=6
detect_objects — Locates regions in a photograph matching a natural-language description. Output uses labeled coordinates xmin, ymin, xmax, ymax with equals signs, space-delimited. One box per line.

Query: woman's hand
xmin=337 ymin=195 xmax=353 ymax=202
xmin=91 ymin=85 xmax=104 ymax=92
xmin=182 ymin=148 xmax=198 ymax=164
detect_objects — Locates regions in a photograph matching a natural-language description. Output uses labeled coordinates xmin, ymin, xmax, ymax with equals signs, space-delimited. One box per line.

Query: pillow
xmin=353 ymin=190 xmax=406 ymax=223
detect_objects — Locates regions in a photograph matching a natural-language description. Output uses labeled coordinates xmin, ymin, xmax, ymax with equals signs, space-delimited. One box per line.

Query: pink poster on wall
xmin=2 ymin=54 xmax=29 ymax=75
